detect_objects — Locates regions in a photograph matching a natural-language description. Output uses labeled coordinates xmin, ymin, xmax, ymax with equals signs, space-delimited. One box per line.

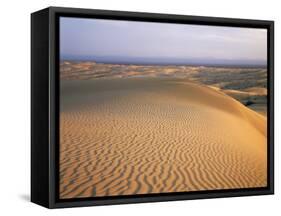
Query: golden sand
xmin=59 ymin=78 xmax=267 ymax=199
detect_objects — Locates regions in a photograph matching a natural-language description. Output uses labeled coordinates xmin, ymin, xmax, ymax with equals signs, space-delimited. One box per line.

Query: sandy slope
xmin=59 ymin=78 xmax=267 ymax=199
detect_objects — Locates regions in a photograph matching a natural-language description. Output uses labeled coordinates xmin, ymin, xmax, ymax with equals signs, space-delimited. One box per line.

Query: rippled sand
xmin=60 ymin=78 xmax=267 ymax=199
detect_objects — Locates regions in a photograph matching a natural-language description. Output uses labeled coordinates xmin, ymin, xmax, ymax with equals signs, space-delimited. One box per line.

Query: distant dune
xmin=60 ymin=78 xmax=267 ymax=199
xmin=60 ymin=61 xmax=267 ymax=116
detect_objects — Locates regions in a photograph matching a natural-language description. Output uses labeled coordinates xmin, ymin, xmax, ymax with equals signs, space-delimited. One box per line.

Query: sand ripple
xmin=59 ymin=78 xmax=267 ymax=199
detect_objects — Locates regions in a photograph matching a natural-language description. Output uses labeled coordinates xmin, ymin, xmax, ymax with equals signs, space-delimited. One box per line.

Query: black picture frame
xmin=31 ymin=6 xmax=274 ymax=208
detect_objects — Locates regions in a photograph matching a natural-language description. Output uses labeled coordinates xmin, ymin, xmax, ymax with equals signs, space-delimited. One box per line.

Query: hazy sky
xmin=60 ymin=17 xmax=267 ymax=65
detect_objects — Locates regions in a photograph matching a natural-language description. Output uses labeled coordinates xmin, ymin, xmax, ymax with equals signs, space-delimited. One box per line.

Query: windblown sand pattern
xmin=60 ymin=78 xmax=267 ymax=199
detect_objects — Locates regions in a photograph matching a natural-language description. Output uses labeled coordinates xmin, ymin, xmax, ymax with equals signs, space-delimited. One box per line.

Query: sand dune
xmin=60 ymin=61 xmax=268 ymax=116
xmin=60 ymin=78 xmax=267 ymax=199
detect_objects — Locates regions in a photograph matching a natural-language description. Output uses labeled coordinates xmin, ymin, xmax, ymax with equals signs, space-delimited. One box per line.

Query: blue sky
xmin=60 ymin=17 xmax=267 ymax=65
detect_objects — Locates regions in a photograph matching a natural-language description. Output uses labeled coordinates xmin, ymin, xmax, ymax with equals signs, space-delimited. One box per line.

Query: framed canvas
xmin=31 ymin=6 xmax=274 ymax=208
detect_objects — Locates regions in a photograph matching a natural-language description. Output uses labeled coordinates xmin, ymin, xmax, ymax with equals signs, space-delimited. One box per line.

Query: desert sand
xmin=60 ymin=77 xmax=267 ymax=199
xmin=60 ymin=61 xmax=268 ymax=116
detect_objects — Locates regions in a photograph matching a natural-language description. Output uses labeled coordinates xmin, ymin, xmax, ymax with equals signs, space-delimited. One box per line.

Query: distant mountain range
xmin=61 ymin=55 xmax=267 ymax=67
